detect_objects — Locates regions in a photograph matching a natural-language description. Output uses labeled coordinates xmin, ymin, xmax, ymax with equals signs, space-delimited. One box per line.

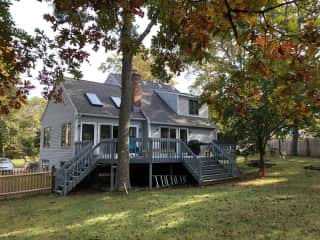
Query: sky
xmin=10 ymin=1 xmax=194 ymax=98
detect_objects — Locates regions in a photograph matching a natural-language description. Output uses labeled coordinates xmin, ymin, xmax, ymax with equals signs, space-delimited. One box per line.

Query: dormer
xmin=156 ymin=91 xmax=209 ymax=118
xmin=178 ymin=94 xmax=208 ymax=118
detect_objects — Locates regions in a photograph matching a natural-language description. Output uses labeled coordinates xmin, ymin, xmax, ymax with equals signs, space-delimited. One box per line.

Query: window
xmin=82 ymin=124 xmax=95 ymax=142
xmin=160 ymin=127 xmax=177 ymax=152
xmin=189 ymin=99 xmax=199 ymax=115
xmin=61 ymin=123 xmax=72 ymax=147
xmin=85 ymin=93 xmax=103 ymax=106
xmin=129 ymin=127 xmax=137 ymax=138
xmin=43 ymin=127 xmax=51 ymax=148
xmin=112 ymin=126 xmax=118 ymax=139
xmin=111 ymin=96 xmax=121 ymax=108
xmin=179 ymin=128 xmax=188 ymax=143
xmin=100 ymin=125 xmax=111 ymax=141
xmin=42 ymin=160 xmax=49 ymax=169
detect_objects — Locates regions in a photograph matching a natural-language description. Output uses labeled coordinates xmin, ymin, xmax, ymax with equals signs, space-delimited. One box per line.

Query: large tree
xmin=2 ymin=0 xmax=319 ymax=188
xmin=195 ymin=0 xmax=320 ymax=176
xmin=39 ymin=0 xmax=242 ymax=191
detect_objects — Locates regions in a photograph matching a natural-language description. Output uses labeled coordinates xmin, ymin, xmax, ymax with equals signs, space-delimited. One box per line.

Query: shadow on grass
xmin=1 ymin=156 xmax=320 ymax=240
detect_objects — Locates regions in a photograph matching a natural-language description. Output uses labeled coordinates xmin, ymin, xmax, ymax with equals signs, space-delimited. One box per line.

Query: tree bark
xmin=115 ymin=9 xmax=133 ymax=192
xmin=258 ymin=147 xmax=265 ymax=177
xmin=257 ymin=138 xmax=266 ymax=177
xmin=291 ymin=126 xmax=299 ymax=156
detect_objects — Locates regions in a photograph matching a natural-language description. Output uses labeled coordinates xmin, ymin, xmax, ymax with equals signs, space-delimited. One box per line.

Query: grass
xmin=11 ymin=157 xmax=38 ymax=168
xmin=0 ymin=156 xmax=320 ymax=240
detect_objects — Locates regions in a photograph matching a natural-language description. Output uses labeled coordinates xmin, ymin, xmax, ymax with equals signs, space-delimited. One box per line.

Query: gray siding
xmin=150 ymin=124 xmax=216 ymax=142
xmin=79 ymin=115 xmax=144 ymax=144
xmin=155 ymin=91 xmax=178 ymax=113
xmin=189 ymin=127 xmax=216 ymax=142
xmin=40 ymin=86 xmax=76 ymax=168
xmin=178 ymin=95 xmax=209 ymax=118
xmin=179 ymin=96 xmax=189 ymax=115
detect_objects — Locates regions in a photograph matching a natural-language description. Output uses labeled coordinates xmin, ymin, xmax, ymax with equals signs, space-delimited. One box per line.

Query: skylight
xmin=111 ymin=96 xmax=121 ymax=108
xmin=85 ymin=93 xmax=103 ymax=106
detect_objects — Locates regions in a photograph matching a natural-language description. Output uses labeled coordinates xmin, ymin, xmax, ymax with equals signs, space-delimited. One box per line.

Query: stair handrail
xmin=210 ymin=141 xmax=237 ymax=177
xmin=59 ymin=140 xmax=113 ymax=195
xmin=178 ymin=139 xmax=201 ymax=183
xmin=66 ymin=139 xmax=116 ymax=170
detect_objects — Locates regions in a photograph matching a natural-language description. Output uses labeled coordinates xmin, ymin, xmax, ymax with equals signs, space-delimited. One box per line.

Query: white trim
xmin=130 ymin=125 xmax=139 ymax=138
xmin=159 ymin=126 xmax=178 ymax=139
xmin=97 ymin=124 xmax=139 ymax=139
xmin=151 ymin=122 xmax=216 ymax=129
xmin=80 ymin=122 xmax=97 ymax=145
xmin=179 ymin=128 xmax=189 ymax=142
xmin=177 ymin=94 xmax=180 ymax=114
xmin=61 ymin=84 xmax=78 ymax=114
xmin=79 ymin=113 xmax=145 ymax=121
xmin=97 ymin=123 xmax=112 ymax=141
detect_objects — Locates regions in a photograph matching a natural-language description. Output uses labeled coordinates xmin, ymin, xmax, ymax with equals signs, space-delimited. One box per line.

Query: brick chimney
xmin=132 ymin=70 xmax=142 ymax=108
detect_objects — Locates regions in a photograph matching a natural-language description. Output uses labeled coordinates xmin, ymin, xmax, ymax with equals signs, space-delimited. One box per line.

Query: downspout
xmin=73 ymin=113 xmax=81 ymax=155
xmin=141 ymin=109 xmax=151 ymax=138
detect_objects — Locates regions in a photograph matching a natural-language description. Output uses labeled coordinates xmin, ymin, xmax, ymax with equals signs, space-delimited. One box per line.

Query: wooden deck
xmin=55 ymin=138 xmax=238 ymax=195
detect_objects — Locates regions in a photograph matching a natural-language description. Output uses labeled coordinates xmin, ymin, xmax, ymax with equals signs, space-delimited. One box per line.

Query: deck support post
xmin=110 ymin=165 xmax=116 ymax=191
xmin=169 ymin=164 xmax=173 ymax=177
xmin=149 ymin=163 xmax=152 ymax=189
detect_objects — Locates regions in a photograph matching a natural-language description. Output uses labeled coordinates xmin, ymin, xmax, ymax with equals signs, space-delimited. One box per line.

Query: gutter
xmin=141 ymin=109 xmax=151 ymax=138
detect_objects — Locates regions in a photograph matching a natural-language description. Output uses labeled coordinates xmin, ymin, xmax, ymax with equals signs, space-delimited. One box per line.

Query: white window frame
xmin=98 ymin=123 xmax=112 ymax=142
xmin=178 ymin=128 xmax=189 ymax=142
xmin=43 ymin=127 xmax=51 ymax=148
xmin=80 ymin=122 xmax=97 ymax=145
xmin=160 ymin=127 xmax=177 ymax=139
xmin=61 ymin=122 xmax=72 ymax=148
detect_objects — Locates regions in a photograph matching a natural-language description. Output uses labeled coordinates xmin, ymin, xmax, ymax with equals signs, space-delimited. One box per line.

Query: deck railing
xmin=56 ymin=138 xmax=237 ymax=194
xmin=180 ymin=141 xmax=201 ymax=183
xmin=210 ymin=142 xmax=238 ymax=177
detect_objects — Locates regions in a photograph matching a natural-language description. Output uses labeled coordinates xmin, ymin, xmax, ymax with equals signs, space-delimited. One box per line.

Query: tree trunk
xmin=278 ymin=137 xmax=282 ymax=154
xmin=257 ymin=138 xmax=266 ymax=177
xmin=291 ymin=126 xmax=299 ymax=156
xmin=258 ymin=147 xmax=265 ymax=177
xmin=115 ymin=9 xmax=133 ymax=192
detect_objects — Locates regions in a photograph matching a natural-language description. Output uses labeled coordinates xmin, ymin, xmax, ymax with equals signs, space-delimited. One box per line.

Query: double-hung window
xmin=43 ymin=127 xmax=51 ymax=148
xmin=61 ymin=123 xmax=71 ymax=147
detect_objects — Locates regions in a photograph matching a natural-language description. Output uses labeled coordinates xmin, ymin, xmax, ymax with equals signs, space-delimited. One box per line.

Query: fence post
xmin=306 ymin=138 xmax=311 ymax=157
xmin=51 ymin=166 xmax=56 ymax=192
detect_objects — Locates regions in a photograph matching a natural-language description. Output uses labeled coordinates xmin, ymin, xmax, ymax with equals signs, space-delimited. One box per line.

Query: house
xmin=40 ymin=73 xmax=238 ymax=195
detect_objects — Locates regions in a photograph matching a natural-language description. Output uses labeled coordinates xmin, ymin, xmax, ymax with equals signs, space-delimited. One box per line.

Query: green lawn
xmin=12 ymin=157 xmax=38 ymax=168
xmin=0 ymin=156 xmax=320 ymax=240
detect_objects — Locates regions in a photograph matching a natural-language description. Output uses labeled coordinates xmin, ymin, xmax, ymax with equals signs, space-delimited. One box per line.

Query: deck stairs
xmin=55 ymin=139 xmax=238 ymax=195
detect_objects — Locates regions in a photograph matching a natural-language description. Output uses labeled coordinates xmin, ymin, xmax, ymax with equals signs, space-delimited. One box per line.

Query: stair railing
xmin=210 ymin=142 xmax=238 ymax=177
xmin=74 ymin=140 xmax=92 ymax=155
xmin=58 ymin=140 xmax=118 ymax=195
xmin=179 ymin=140 xmax=201 ymax=184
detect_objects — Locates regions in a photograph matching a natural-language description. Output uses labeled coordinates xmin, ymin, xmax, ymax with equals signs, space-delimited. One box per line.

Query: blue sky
xmin=10 ymin=1 xmax=193 ymax=98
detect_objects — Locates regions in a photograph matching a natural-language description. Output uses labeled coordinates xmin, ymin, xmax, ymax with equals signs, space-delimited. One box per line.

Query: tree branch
xmin=224 ymin=0 xmax=238 ymax=40
xmin=230 ymin=0 xmax=298 ymax=14
xmin=136 ymin=19 xmax=155 ymax=46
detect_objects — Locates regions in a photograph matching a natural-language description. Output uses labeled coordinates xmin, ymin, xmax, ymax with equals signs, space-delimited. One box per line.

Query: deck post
xmin=149 ymin=163 xmax=153 ymax=189
xmin=169 ymin=164 xmax=173 ymax=177
xmin=110 ymin=165 xmax=116 ymax=191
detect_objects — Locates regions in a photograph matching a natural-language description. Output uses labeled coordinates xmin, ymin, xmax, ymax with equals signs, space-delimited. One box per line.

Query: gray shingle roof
xmin=142 ymin=88 xmax=214 ymax=128
xmin=106 ymin=73 xmax=179 ymax=93
xmin=63 ymin=76 xmax=215 ymax=128
xmin=63 ymin=79 xmax=144 ymax=119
